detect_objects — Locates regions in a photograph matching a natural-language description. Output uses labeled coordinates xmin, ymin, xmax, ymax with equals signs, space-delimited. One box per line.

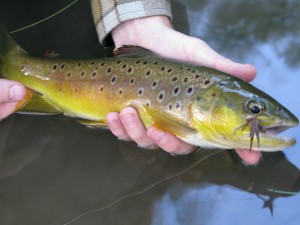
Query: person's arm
xmin=91 ymin=0 xmax=261 ymax=165
xmin=0 ymin=79 xmax=25 ymax=120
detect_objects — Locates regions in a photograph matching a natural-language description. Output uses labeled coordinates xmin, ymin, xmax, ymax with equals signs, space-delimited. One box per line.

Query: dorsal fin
xmin=113 ymin=46 xmax=157 ymax=58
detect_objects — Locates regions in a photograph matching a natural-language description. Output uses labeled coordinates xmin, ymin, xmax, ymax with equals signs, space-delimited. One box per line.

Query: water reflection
xmin=182 ymin=0 xmax=300 ymax=68
xmin=0 ymin=0 xmax=299 ymax=225
xmin=0 ymin=115 xmax=299 ymax=225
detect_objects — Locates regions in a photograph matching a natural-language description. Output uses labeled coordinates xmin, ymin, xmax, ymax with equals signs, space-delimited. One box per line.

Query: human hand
xmin=108 ymin=16 xmax=260 ymax=165
xmin=0 ymin=79 xmax=26 ymax=120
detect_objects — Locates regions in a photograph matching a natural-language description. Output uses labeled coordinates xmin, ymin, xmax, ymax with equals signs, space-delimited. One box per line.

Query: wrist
xmin=111 ymin=16 xmax=172 ymax=48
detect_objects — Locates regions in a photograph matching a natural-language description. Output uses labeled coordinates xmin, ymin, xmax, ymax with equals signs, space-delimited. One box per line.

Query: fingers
xmin=106 ymin=107 xmax=195 ymax=154
xmin=234 ymin=148 xmax=262 ymax=165
xmin=147 ymin=126 xmax=195 ymax=154
xmin=106 ymin=112 xmax=130 ymax=141
xmin=107 ymin=107 xmax=154 ymax=147
xmin=0 ymin=79 xmax=26 ymax=120
xmin=181 ymin=36 xmax=257 ymax=82
xmin=137 ymin=27 xmax=256 ymax=82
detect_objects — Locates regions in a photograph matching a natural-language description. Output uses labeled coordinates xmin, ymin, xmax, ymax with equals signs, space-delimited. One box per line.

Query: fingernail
xmin=121 ymin=114 xmax=135 ymax=127
xmin=9 ymin=85 xmax=24 ymax=101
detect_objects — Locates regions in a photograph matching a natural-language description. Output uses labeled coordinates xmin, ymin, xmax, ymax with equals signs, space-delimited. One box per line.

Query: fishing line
xmin=9 ymin=0 xmax=79 ymax=34
xmin=62 ymin=149 xmax=222 ymax=225
xmin=267 ymin=188 xmax=299 ymax=195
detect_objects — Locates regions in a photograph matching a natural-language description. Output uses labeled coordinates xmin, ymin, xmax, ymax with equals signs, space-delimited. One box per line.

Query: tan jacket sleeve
xmin=90 ymin=0 xmax=172 ymax=46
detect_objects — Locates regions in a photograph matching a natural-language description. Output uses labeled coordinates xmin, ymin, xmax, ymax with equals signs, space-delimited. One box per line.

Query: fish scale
xmin=0 ymin=28 xmax=298 ymax=152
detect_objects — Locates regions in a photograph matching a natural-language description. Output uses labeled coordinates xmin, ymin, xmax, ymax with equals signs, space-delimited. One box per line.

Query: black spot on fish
xmin=119 ymin=89 xmax=123 ymax=95
xmin=187 ymin=86 xmax=194 ymax=95
xmin=195 ymin=74 xmax=200 ymax=79
xmin=130 ymin=78 xmax=135 ymax=84
xmin=21 ymin=65 xmax=25 ymax=70
xmin=107 ymin=68 xmax=112 ymax=73
xmin=161 ymin=67 xmax=165 ymax=71
xmin=111 ymin=76 xmax=117 ymax=84
xmin=172 ymin=77 xmax=178 ymax=82
xmin=184 ymin=77 xmax=188 ymax=82
xmin=158 ymin=92 xmax=164 ymax=101
xmin=75 ymin=88 xmax=78 ymax=93
xmin=191 ymin=70 xmax=195 ymax=73
xmin=154 ymin=62 xmax=158 ymax=65
xmin=92 ymin=72 xmax=97 ymax=78
xmin=67 ymin=72 xmax=71 ymax=77
xmin=205 ymin=79 xmax=210 ymax=85
xmin=81 ymin=71 xmax=85 ymax=77
xmin=52 ymin=64 xmax=58 ymax=70
xmin=146 ymin=102 xmax=150 ymax=107
xmin=167 ymin=68 xmax=172 ymax=73
xmin=60 ymin=64 xmax=65 ymax=69
xmin=117 ymin=60 xmax=121 ymax=64
xmin=152 ymin=81 xmax=158 ymax=88
xmin=227 ymin=102 xmax=233 ymax=108
xmin=138 ymin=88 xmax=144 ymax=96
xmin=146 ymin=71 xmax=151 ymax=76
xmin=173 ymin=86 xmax=180 ymax=95
xmin=196 ymin=96 xmax=201 ymax=101
xmin=135 ymin=60 xmax=140 ymax=64
xmin=90 ymin=61 xmax=95 ymax=66
xmin=143 ymin=61 xmax=148 ymax=65
xmin=212 ymin=93 xmax=216 ymax=97
xmin=122 ymin=64 xmax=127 ymax=69
xmin=276 ymin=106 xmax=284 ymax=114
xmin=175 ymin=102 xmax=181 ymax=109
xmin=100 ymin=62 xmax=105 ymax=66
xmin=168 ymin=104 xmax=172 ymax=110
xmin=128 ymin=68 xmax=132 ymax=73
xmin=77 ymin=62 xmax=81 ymax=67
xmin=100 ymin=86 xmax=104 ymax=92
xmin=187 ymin=68 xmax=191 ymax=72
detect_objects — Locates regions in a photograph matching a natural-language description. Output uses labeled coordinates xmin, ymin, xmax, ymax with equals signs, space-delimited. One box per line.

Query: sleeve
xmin=90 ymin=0 xmax=172 ymax=46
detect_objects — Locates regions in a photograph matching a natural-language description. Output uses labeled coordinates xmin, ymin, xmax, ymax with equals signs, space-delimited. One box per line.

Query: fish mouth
xmin=263 ymin=123 xmax=297 ymax=135
xmin=236 ymin=119 xmax=298 ymax=152
xmin=255 ymin=122 xmax=298 ymax=151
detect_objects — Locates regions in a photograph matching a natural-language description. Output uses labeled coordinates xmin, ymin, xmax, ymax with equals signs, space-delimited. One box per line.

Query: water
xmin=0 ymin=0 xmax=299 ymax=224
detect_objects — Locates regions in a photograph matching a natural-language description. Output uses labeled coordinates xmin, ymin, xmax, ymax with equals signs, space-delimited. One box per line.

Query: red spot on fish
xmin=44 ymin=49 xmax=60 ymax=58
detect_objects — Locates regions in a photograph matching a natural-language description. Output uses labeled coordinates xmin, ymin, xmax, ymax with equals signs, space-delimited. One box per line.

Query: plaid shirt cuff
xmin=91 ymin=0 xmax=172 ymax=46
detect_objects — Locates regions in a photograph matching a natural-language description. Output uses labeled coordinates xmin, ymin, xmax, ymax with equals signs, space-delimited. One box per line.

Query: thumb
xmin=0 ymin=79 xmax=25 ymax=103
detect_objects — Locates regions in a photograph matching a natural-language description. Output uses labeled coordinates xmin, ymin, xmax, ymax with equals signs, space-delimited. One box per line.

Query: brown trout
xmin=0 ymin=28 xmax=298 ymax=151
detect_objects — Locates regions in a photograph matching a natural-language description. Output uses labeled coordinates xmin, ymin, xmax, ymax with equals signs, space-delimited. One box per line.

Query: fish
xmin=0 ymin=27 xmax=298 ymax=152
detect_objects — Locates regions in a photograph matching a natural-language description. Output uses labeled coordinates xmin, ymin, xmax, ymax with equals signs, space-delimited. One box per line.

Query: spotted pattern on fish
xmin=16 ymin=55 xmax=223 ymax=124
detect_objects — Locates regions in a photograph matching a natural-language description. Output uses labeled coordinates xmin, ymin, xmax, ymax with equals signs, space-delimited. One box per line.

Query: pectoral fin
xmin=15 ymin=88 xmax=60 ymax=115
xmin=144 ymin=107 xmax=197 ymax=138
xmin=128 ymin=101 xmax=197 ymax=139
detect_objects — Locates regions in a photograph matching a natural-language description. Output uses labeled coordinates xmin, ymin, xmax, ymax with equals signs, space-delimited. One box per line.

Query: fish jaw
xmin=189 ymin=114 xmax=297 ymax=152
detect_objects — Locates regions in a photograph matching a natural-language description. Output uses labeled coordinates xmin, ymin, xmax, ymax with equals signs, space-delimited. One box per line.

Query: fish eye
xmin=246 ymin=99 xmax=266 ymax=115
xmin=250 ymin=105 xmax=261 ymax=114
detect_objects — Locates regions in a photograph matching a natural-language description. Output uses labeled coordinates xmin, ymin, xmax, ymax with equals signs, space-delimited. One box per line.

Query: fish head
xmin=191 ymin=77 xmax=299 ymax=151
